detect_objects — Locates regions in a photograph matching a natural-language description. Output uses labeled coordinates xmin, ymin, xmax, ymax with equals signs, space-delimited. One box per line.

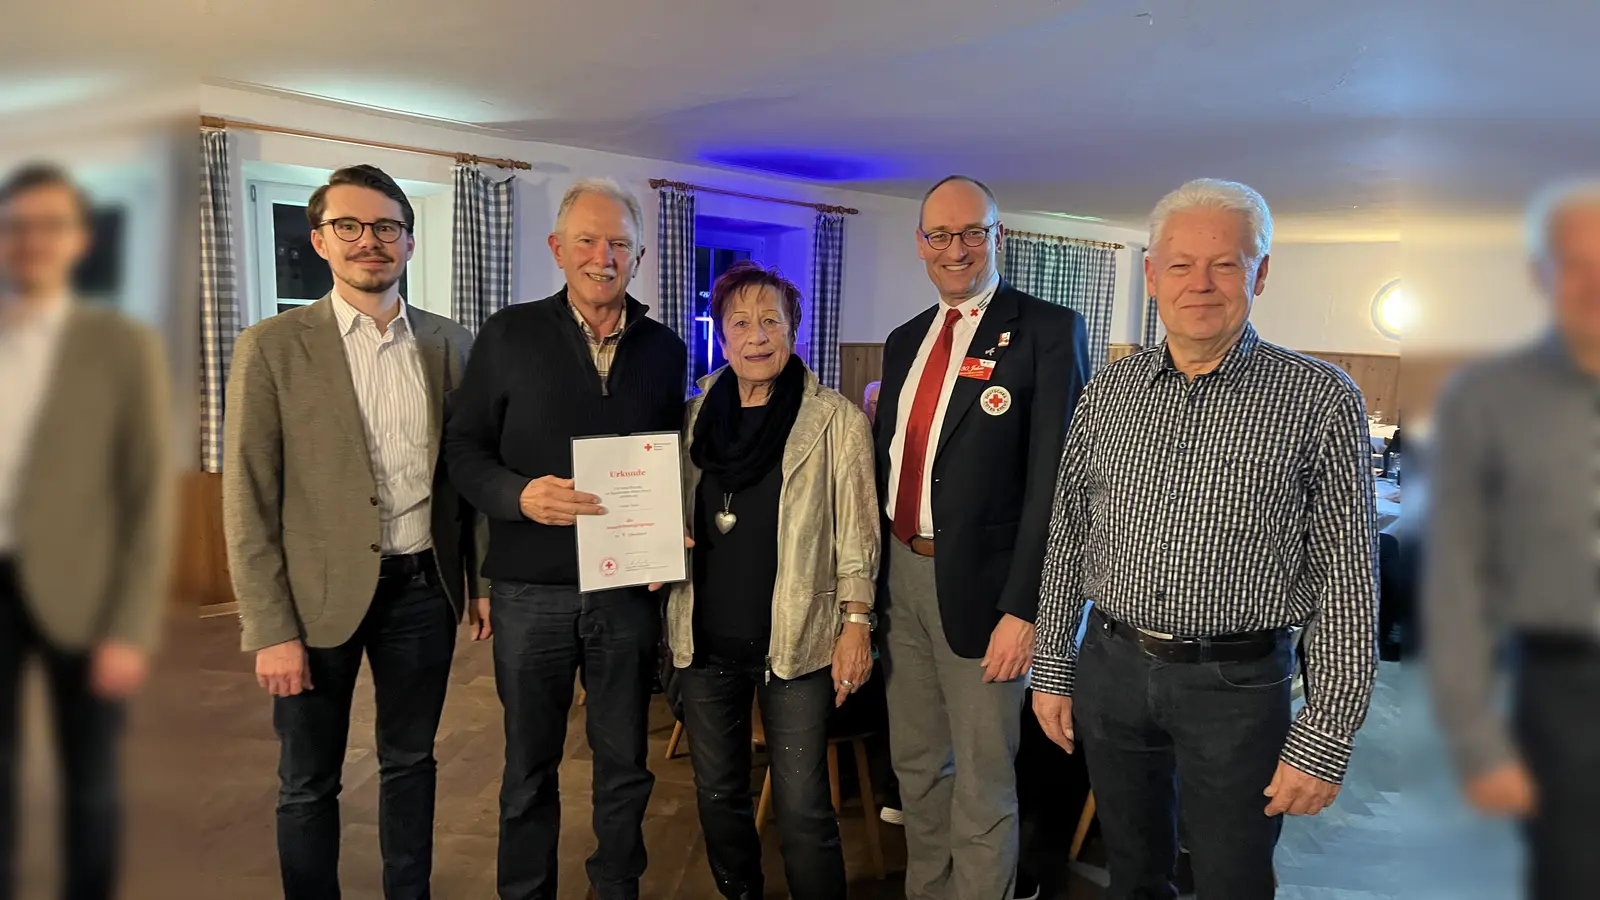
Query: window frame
xmin=243 ymin=179 xmax=425 ymax=324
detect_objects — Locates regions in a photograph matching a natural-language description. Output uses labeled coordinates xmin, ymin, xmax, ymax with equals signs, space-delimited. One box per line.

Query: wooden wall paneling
xmin=1302 ymin=352 xmax=1401 ymax=424
xmin=840 ymin=342 xmax=885 ymax=412
xmin=174 ymin=471 xmax=236 ymax=608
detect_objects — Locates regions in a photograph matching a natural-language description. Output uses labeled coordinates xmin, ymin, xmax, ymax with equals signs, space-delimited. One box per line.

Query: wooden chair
xmin=1070 ymin=791 xmax=1097 ymax=860
xmin=752 ymin=709 xmax=886 ymax=880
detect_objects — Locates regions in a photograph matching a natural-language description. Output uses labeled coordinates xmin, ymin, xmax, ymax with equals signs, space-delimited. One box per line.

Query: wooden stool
xmin=752 ymin=725 xmax=886 ymax=881
xmin=1070 ymin=790 xmax=1096 ymax=860
xmin=664 ymin=720 xmax=686 ymax=759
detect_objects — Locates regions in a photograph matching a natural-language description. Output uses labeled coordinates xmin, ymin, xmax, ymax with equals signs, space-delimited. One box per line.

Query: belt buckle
xmin=1136 ymin=626 xmax=1177 ymax=640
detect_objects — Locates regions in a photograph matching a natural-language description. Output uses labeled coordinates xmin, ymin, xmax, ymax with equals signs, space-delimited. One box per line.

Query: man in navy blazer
xmin=873 ymin=175 xmax=1089 ymax=900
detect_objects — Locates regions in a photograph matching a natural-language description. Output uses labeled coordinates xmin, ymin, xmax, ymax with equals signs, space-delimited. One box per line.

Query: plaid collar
xmin=1148 ymin=322 xmax=1260 ymax=386
xmin=569 ymin=298 xmax=626 ymax=343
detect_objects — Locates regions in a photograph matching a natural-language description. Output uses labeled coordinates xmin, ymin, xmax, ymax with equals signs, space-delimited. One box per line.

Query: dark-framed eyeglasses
xmin=921 ymin=223 xmax=999 ymax=251
xmin=318 ymin=217 xmax=408 ymax=243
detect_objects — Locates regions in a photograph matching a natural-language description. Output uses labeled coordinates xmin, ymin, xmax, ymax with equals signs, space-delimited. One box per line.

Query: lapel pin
xmin=998 ymin=331 xmax=1011 ymax=347
xmin=984 ymin=347 xmax=996 ymax=356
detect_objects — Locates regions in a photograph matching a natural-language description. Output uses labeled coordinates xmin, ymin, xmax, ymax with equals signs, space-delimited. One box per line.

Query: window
xmin=73 ymin=204 xmax=125 ymax=305
xmin=692 ymin=230 xmax=764 ymax=382
xmin=246 ymin=180 xmax=411 ymax=323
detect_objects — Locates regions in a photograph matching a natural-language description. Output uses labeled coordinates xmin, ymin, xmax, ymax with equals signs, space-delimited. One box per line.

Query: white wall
xmin=201 ymin=84 xmax=1149 ymax=348
xmin=1249 ymin=242 xmax=1402 ymax=354
xmin=1405 ymin=236 xmax=1547 ymax=353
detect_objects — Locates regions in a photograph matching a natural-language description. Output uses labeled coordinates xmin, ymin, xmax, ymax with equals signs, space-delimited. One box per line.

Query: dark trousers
xmin=1515 ymin=639 xmax=1600 ymax=900
xmin=678 ymin=657 xmax=845 ymax=900
xmin=274 ymin=568 xmax=456 ymax=900
xmin=1074 ymin=613 xmax=1292 ymax=900
xmin=491 ymin=582 xmax=659 ymax=900
xmin=0 ymin=559 xmax=122 ymax=900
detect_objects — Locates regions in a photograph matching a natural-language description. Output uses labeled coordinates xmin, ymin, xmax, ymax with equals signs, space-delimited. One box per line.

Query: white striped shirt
xmin=332 ymin=291 xmax=433 ymax=555
xmin=0 ymin=298 xmax=70 ymax=552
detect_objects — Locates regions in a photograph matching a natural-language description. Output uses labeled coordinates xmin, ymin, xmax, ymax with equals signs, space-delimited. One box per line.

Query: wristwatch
xmin=842 ymin=611 xmax=877 ymax=631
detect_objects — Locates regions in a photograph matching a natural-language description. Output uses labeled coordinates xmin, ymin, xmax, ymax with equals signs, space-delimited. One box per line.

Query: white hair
xmin=555 ymin=177 xmax=644 ymax=241
xmin=1526 ymin=178 xmax=1600 ymax=262
xmin=1148 ymin=178 xmax=1273 ymax=260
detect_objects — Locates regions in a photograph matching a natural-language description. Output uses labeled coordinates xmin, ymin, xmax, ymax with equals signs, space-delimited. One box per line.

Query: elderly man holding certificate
xmin=665 ymin=261 xmax=879 ymax=900
xmin=444 ymin=178 xmax=687 ymax=900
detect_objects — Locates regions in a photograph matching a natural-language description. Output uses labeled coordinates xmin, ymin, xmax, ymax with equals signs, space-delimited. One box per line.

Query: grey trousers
xmin=882 ymin=538 xmax=1027 ymax=900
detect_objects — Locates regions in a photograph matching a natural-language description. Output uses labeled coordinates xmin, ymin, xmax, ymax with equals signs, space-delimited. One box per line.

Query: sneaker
xmin=879 ymin=805 xmax=904 ymax=826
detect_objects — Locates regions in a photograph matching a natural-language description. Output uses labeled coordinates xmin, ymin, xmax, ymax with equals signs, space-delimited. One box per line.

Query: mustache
xmin=348 ymin=252 xmax=393 ymax=263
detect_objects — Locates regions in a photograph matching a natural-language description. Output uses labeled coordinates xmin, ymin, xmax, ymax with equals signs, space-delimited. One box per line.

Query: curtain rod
xmin=649 ymin=178 xmax=858 ymax=215
xmin=198 ymin=115 xmax=532 ymax=170
xmin=1004 ymin=228 xmax=1125 ymax=250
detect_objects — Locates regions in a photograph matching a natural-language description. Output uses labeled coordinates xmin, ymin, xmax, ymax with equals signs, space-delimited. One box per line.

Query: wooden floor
xmin=27 ymin=612 xmax=1497 ymax=899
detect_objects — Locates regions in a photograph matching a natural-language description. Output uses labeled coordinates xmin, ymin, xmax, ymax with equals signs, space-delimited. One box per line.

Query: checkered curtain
xmin=1001 ymin=234 xmax=1118 ymax=372
xmin=809 ymin=212 xmax=845 ymax=389
xmin=1142 ymin=292 xmax=1162 ymax=348
xmin=656 ymin=184 xmax=696 ymax=396
xmin=451 ymin=164 xmax=515 ymax=333
xmin=199 ymin=129 xmax=241 ymax=474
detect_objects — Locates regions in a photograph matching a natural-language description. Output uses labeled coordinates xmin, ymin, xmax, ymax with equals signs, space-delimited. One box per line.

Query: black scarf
xmin=690 ymin=355 xmax=807 ymax=495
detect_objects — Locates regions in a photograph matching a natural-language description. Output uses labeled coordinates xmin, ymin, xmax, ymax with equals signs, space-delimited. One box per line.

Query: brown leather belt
xmin=1091 ymin=608 xmax=1287 ymax=664
xmin=907 ymin=536 xmax=935 ymax=557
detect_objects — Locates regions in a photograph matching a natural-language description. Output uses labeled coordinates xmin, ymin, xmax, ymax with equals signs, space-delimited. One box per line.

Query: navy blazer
xmin=873 ymin=282 xmax=1090 ymax=658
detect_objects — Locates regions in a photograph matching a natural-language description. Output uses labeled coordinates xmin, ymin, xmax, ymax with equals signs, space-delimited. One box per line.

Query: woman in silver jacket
xmin=665 ymin=261 xmax=878 ymax=900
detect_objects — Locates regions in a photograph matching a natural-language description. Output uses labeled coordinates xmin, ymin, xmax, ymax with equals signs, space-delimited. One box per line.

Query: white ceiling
xmin=11 ymin=0 xmax=1598 ymax=239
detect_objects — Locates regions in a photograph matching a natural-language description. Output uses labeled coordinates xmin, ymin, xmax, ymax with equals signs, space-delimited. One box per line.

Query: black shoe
xmin=1014 ymin=871 xmax=1040 ymax=900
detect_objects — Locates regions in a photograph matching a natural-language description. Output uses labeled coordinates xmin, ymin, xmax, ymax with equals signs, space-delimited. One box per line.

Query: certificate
xmin=571 ymin=432 xmax=687 ymax=593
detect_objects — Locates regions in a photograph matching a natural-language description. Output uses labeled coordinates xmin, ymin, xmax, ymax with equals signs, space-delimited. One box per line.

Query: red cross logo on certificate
xmin=644 ymin=443 xmax=653 ymax=451
xmin=601 ymin=557 xmax=618 ymax=576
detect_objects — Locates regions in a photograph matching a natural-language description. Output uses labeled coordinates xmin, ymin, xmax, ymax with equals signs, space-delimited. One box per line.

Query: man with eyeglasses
xmin=873 ymin=175 xmax=1089 ymax=900
xmin=225 ymin=163 xmax=487 ymax=899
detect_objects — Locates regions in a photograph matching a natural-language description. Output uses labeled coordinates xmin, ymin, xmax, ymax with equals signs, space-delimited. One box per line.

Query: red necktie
xmin=893 ymin=308 xmax=963 ymax=544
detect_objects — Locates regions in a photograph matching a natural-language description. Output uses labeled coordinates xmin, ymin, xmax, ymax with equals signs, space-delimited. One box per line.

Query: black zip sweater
xmin=444 ymin=289 xmax=688 ymax=586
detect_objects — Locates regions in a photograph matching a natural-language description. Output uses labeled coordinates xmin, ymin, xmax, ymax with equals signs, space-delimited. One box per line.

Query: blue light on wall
xmin=698 ymin=148 xmax=893 ymax=182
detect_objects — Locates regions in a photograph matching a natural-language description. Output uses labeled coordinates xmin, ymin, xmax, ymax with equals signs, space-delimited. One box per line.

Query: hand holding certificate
xmin=571 ymin=432 xmax=688 ymax=593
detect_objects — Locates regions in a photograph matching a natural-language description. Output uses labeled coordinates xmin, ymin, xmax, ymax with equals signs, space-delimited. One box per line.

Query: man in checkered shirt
xmin=1032 ymin=179 xmax=1378 ymax=900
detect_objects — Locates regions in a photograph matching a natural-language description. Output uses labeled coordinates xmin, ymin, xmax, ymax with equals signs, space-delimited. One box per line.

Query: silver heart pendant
xmin=713 ymin=510 xmax=737 ymax=534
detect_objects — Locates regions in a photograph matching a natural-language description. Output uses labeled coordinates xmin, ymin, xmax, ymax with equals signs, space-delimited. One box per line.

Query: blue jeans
xmin=490 ymin=582 xmax=659 ymax=900
xmin=274 ymin=568 xmax=457 ymax=900
xmin=1074 ymin=611 xmax=1293 ymax=900
xmin=678 ymin=657 xmax=845 ymax=900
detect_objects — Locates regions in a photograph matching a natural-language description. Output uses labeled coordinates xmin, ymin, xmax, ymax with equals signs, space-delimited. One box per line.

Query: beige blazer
xmin=223 ymin=296 xmax=484 ymax=652
xmin=666 ymin=366 xmax=880 ymax=680
xmin=16 ymin=306 xmax=175 ymax=652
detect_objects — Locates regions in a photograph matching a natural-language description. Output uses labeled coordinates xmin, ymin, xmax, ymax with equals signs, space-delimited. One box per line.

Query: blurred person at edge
xmin=0 ymin=163 xmax=175 ymax=899
xmin=1424 ymin=179 xmax=1600 ymax=900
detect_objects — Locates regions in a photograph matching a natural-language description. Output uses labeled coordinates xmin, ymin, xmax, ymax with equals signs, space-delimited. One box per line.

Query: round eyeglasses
xmin=921 ymin=223 xmax=999 ymax=251
xmin=319 ymin=217 xmax=408 ymax=243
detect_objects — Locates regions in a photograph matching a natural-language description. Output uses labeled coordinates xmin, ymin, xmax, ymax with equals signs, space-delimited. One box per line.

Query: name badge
xmin=958 ymin=357 xmax=996 ymax=380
